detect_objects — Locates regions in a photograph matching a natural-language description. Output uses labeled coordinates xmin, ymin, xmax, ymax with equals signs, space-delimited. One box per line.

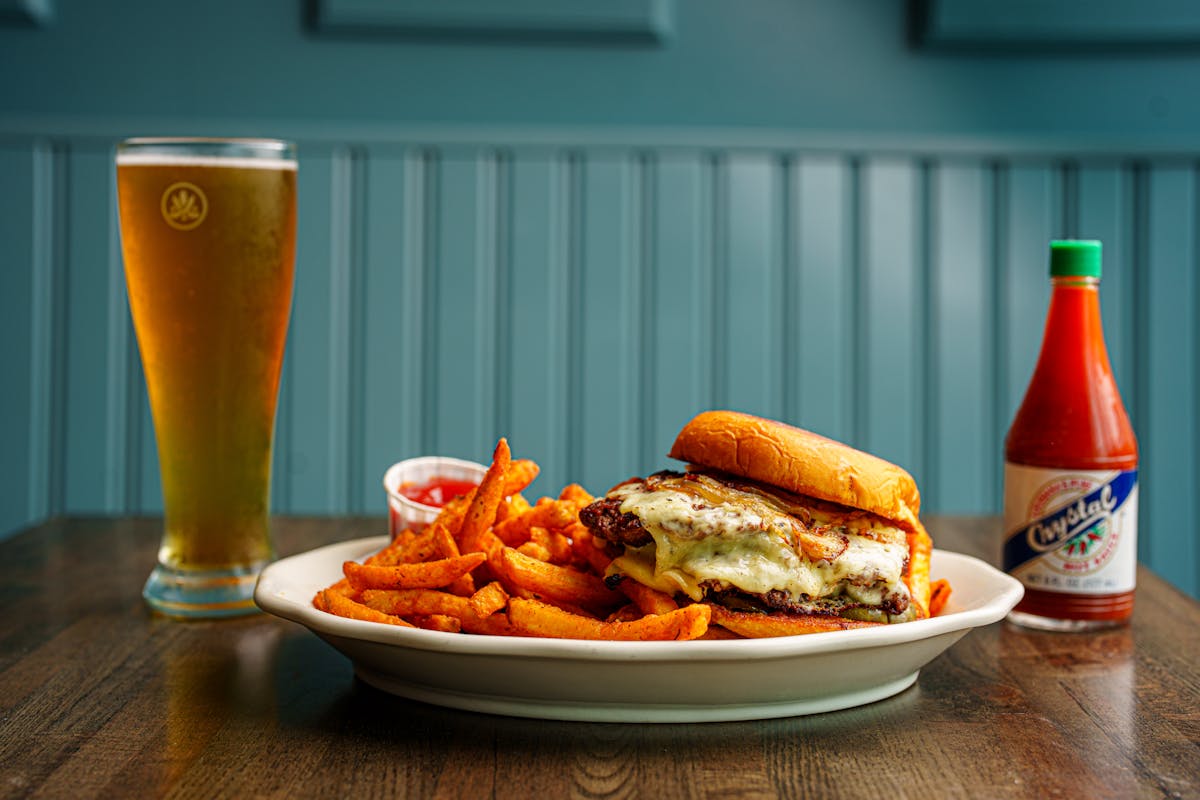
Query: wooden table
xmin=1 ymin=516 xmax=1197 ymax=799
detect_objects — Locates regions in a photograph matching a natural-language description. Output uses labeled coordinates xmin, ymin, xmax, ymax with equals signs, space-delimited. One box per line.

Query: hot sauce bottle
xmin=1003 ymin=240 xmax=1138 ymax=631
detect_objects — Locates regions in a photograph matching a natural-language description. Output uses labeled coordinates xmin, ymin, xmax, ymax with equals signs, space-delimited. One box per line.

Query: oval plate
xmin=255 ymin=537 xmax=1023 ymax=723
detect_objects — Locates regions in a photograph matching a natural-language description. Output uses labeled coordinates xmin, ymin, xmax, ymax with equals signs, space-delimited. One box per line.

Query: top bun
xmin=668 ymin=410 xmax=922 ymax=531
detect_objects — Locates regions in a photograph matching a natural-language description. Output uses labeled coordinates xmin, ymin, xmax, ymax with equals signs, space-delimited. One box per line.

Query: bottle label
xmin=1002 ymin=463 xmax=1138 ymax=594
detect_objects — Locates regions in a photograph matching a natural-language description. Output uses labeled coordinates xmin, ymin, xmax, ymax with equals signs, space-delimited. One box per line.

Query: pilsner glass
xmin=116 ymin=138 xmax=297 ymax=618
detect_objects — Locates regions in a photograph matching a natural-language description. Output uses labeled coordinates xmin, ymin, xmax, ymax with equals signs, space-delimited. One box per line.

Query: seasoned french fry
xmin=468 ymin=581 xmax=510 ymax=618
xmin=362 ymin=588 xmax=466 ymax=617
xmin=508 ymin=586 xmax=598 ymax=619
xmin=529 ymin=527 xmax=573 ymax=565
xmin=503 ymin=494 xmax=533 ymax=520
xmin=413 ymin=614 xmax=463 ymax=633
xmin=929 ymin=579 xmax=952 ymax=617
xmin=494 ymin=493 xmax=521 ymax=524
xmin=459 ymin=439 xmax=512 ymax=554
xmin=493 ymin=499 xmax=578 ymax=546
xmin=312 ymin=589 xmax=330 ymax=612
xmin=508 ymin=597 xmax=711 ymax=641
xmin=698 ymin=626 xmax=743 ymax=640
xmin=319 ymin=589 xmax=415 ymax=627
xmin=430 ymin=522 xmax=459 ymax=559
xmin=557 ymin=483 xmax=594 ymax=506
xmin=383 ymin=527 xmax=440 ymax=565
xmin=606 ymin=603 xmax=643 ymax=623
xmin=516 ymin=541 xmax=552 ymax=561
xmin=493 ymin=518 xmax=533 ymax=547
xmin=321 ymin=529 xmax=432 ymax=595
xmin=706 ymin=604 xmax=881 ymax=637
xmin=615 ymin=577 xmax=679 ymax=615
xmin=343 ymin=553 xmax=486 ymax=591
xmin=361 ymin=589 xmax=517 ymax=636
xmin=430 ymin=522 xmax=476 ymax=595
xmin=426 ymin=458 xmax=536 ymax=539
xmin=503 ymin=459 xmax=540 ymax=497
xmin=575 ymin=531 xmax=614 ymax=576
xmin=491 ymin=546 xmax=621 ymax=610
xmin=433 ymin=495 xmax=472 ymax=538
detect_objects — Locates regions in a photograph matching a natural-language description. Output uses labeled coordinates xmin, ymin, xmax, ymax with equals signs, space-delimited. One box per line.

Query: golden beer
xmin=116 ymin=139 xmax=296 ymax=617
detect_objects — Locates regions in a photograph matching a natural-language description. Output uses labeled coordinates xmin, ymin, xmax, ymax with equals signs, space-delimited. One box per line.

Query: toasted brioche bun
xmin=669 ymin=410 xmax=922 ymax=532
xmin=669 ymin=410 xmax=932 ymax=619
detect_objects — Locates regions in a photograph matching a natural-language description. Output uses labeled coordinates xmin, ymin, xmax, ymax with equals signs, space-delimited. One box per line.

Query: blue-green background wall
xmin=2 ymin=0 xmax=1198 ymax=597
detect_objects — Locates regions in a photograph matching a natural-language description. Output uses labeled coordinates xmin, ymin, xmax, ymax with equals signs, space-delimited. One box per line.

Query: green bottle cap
xmin=1049 ymin=239 xmax=1102 ymax=278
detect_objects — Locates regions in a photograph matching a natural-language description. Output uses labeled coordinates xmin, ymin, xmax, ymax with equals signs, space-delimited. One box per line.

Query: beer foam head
xmin=117 ymin=138 xmax=297 ymax=170
xmin=116 ymin=153 xmax=297 ymax=170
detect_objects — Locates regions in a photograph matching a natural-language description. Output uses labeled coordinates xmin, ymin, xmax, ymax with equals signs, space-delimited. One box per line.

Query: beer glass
xmin=116 ymin=138 xmax=297 ymax=618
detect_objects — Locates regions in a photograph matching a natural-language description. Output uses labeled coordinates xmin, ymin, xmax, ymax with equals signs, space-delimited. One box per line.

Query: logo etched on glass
xmin=160 ymin=182 xmax=208 ymax=230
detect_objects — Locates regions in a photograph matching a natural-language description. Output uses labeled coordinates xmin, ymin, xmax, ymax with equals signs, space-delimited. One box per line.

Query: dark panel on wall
xmin=313 ymin=0 xmax=675 ymax=45
xmin=0 ymin=0 xmax=52 ymax=27
xmin=918 ymin=0 xmax=1200 ymax=50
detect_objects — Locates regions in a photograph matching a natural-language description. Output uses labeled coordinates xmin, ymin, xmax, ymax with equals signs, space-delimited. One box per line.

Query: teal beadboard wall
xmin=2 ymin=0 xmax=1199 ymax=598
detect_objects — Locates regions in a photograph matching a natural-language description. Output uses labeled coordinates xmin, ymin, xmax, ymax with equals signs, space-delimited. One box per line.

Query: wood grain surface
xmin=1 ymin=516 xmax=1197 ymax=799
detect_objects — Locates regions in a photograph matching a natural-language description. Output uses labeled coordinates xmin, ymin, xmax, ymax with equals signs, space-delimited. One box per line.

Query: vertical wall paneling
xmin=650 ymin=152 xmax=712 ymax=475
xmin=722 ymin=153 xmax=784 ymax=419
xmin=105 ymin=151 xmax=133 ymax=512
xmin=64 ymin=144 xmax=116 ymax=511
xmin=476 ymin=151 xmax=502 ymax=457
xmin=361 ymin=148 xmax=419 ymax=502
xmin=2 ymin=131 xmax=1198 ymax=599
xmin=918 ymin=162 xmax=937 ymax=505
xmin=710 ymin=155 xmax=729 ymax=410
xmin=508 ymin=152 xmax=570 ymax=491
xmin=326 ymin=146 xmax=363 ymax=512
xmin=862 ymin=158 xmax=922 ymax=477
xmin=0 ymin=144 xmax=35 ymax=535
xmin=1078 ymin=165 xmax=1135 ymax=397
xmin=931 ymin=162 xmax=994 ymax=513
xmin=1001 ymin=163 xmax=1057 ymax=447
xmin=431 ymin=151 xmax=492 ymax=460
xmin=578 ymin=153 xmax=639 ymax=493
xmin=635 ymin=154 xmax=656 ymax=471
xmin=27 ymin=140 xmax=67 ymax=521
xmin=790 ymin=155 xmax=853 ymax=444
xmin=563 ymin=154 xmax=585 ymax=487
xmin=285 ymin=146 xmax=336 ymax=513
xmin=1142 ymin=165 xmax=1196 ymax=595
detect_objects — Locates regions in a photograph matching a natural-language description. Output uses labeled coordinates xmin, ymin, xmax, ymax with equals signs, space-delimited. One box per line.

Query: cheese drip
xmin=609 ymin=477 xmax=910 ymax=610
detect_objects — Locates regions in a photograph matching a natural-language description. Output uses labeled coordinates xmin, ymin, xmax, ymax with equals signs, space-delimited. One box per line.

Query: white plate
xmin=254 ymin=537 xmax=1023 ymax=723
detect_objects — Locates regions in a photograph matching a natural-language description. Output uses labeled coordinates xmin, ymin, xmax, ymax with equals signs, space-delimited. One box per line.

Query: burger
xmin=578 ymin=411 xmax=933 ymax=627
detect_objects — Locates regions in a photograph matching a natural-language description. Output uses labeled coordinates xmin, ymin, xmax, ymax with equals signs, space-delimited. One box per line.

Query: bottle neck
xmin=1051 ymin=275 xmax=1100 ymax=288
xmin=1045 ymin=277 xmax=1104 ymax=353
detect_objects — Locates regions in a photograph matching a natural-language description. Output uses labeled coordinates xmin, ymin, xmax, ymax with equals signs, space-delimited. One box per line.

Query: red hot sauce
xmin=1003 ymin=240 xmax=1138 ymax=631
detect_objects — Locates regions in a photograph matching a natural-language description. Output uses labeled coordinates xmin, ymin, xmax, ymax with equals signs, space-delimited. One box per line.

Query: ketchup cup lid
xmin=1049 ymin=239 xmax=1101 ymax=278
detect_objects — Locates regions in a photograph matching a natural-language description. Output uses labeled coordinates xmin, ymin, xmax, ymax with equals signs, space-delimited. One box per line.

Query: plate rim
xmin=255 ymin=535 xmax=1024 ymax=663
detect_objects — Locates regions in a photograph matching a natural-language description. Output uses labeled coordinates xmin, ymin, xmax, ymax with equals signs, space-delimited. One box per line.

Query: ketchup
xmin=398 ymin=477 xmax=478 ymax=508
xmin=1003 ymin=240 xmax=1138 ymax=631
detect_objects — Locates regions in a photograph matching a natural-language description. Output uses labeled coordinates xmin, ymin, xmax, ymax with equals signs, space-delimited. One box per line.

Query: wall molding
xmin=7 ymin=116 xmax=1200 ymax=159
xmin=312 ymin=0 xmax=674 ymax=46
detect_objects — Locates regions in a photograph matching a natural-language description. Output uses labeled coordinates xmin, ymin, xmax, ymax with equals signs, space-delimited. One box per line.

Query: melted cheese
xmin=610 ymin=478 xmax=910 ymax=609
